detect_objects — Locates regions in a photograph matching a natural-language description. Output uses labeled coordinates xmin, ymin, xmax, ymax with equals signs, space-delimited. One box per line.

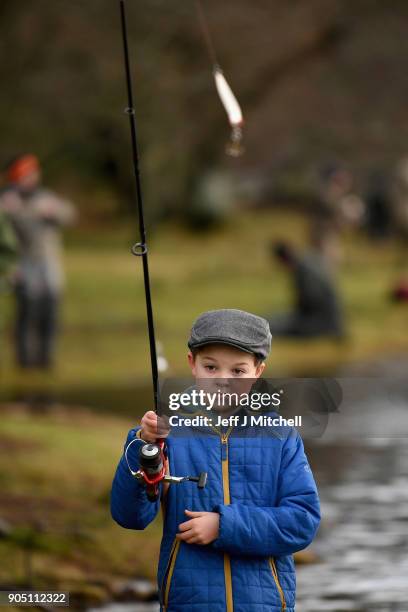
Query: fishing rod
xmin=118 ymin=0 xmax=207 ymax=500
xmin=119 ymin=0 xmax=159 ymax=412
xmin=118 ymin=0 xmax=243 ymax=413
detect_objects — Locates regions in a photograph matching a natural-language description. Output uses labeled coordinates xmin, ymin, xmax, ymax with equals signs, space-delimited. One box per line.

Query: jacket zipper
xmin=269 ymin=557 xmax=287 ymax=610
xmin=161 ymin=538 xmax=181 ymax=610
xmin=221 ymin=427 xmax=234 ymax=612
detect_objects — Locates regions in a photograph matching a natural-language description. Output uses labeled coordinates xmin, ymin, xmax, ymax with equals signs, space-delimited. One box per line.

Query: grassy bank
xmin=0 ymin=402 xmax=161 ymax=604
xmin=1 ymin=210 xmax=407 ymax=394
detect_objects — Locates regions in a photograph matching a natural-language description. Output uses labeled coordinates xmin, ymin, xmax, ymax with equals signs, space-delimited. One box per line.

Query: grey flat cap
xmin=188 ymin=309 xmax=272 ymax=360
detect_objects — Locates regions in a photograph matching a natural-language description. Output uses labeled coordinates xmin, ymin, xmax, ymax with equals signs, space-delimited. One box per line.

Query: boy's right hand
xmin=140 ymin=410 xmax=170 ymax=443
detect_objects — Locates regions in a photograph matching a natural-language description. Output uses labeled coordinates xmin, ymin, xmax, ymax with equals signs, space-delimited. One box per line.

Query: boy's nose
xmin=215 ymin=377 xmax=231 ymax=387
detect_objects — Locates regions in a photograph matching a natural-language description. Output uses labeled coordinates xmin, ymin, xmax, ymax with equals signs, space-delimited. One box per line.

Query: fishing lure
xmin=195 ymin=0 xmax=245 ymax=156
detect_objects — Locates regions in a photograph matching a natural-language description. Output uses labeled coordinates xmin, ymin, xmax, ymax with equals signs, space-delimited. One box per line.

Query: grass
xmin=0 ymin=403 xmax=162 ymax=595
xmin=1 ymin=209 xmax=407 ymax=393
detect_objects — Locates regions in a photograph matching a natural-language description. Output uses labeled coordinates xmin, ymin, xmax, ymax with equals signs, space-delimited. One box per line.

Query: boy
xmin=111 ymin=309 xmax=321 ymax=612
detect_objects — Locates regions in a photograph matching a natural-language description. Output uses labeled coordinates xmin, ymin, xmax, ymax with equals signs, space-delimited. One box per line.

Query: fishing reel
xmin=126 ymin=438 xmax=207 ymax=502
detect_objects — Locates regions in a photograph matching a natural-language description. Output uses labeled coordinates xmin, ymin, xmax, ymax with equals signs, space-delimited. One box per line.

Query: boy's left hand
xmin=176 ymin=509 xmax=219 ymax=545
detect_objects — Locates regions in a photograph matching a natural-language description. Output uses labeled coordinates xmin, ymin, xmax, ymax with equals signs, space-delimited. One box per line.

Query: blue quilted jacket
xmin=111 ymin=415 xmax=320 ymax=612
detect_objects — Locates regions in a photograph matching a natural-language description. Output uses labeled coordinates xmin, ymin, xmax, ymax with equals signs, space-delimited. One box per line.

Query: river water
xmin=296 ymin=378 xmax=408 ymax=610
xmin=297 ymin=436 xmax=408 ymax=611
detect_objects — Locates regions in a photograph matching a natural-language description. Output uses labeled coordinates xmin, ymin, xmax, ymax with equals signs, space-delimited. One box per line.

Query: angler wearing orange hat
xmin=6 ymin=154 xmax=41 ymax=188
xmin=0 ymin=154 xmax=77 ymax=369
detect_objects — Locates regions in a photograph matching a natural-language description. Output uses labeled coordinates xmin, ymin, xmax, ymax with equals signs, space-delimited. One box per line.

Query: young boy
xmin=111 ymin=309 xmax=321 ymax=612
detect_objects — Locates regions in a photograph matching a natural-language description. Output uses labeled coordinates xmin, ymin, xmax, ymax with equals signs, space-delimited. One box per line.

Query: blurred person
xmin=0 ymin=211 xmax=17 ymax=370
xmin=0 ymin=208 xmax=17 ymax=288
xmin=0 ymin=154 xmax=77 ymax=369
xmin=309 ymin=163 xmax=364 ymax=275
xmin=364 ymin=170 xmax=393 ymax=240
xmin=317 ymin=162 xmax=365 ymax=230
xmin=267 ymin=241 xmax=344 ymax=339
xmin=309 ymin=217 xmax=343 ymax=269
xmin=391 ymin=157 xmax=408 ymax=241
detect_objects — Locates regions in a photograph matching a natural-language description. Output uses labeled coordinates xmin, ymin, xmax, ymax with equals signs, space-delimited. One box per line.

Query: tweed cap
xmin=188 ymin=309 xmax=272 ymax=360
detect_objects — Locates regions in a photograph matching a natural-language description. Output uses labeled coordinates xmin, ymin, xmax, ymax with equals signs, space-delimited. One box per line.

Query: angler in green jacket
xmin=0 ymin=209 xmax=17 ymax=287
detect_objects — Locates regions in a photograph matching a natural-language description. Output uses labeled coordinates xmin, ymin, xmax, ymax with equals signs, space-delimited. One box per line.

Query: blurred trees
xmin=1 ymin=0 xmax=408 ymax=222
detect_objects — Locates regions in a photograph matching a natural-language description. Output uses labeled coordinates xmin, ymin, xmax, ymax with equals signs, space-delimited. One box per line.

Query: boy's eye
xmin=232 ymin=369 xmax=246 ymax=376
xmin=204 ymin=365 xmax=216 ymax=372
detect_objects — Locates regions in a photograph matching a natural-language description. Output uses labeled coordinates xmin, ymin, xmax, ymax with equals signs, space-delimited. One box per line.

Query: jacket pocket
xmin=268 ymin=557 xmax=287 ymax=611
xmin=160 ymin=538 xmax=181 ymax=610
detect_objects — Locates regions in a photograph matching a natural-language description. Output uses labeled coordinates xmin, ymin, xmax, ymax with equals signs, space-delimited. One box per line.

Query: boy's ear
xmin=255 ymin=361 xmax=266 ymax=378
xmin=187 ymin=350 xmax=196 ymax=375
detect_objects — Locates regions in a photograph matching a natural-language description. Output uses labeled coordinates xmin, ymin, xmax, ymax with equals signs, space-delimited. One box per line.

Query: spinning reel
xmin=126 ymin=438 xmax=207 ymax=502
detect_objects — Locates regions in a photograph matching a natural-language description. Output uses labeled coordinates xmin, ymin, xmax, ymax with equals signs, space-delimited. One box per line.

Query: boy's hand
xmin=176 ymin=509 xmax=219 ymax=545
xmin=140 ymin=410 xmax=170 ymax=443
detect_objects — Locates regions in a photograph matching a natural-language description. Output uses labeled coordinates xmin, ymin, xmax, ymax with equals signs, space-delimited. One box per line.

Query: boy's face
xmin=188 ymin=343 xmax=265 ymax=379
xmin=188 ymin=344 xmax=265 ymax=411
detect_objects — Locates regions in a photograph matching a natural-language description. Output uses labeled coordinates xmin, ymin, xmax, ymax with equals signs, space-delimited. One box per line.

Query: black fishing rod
xmin=118 ymin=1 xmax=208 ymax=500
xmin=117 ymin=0 xmax=243 ymax=408
xmin=118 ymin=0 xmax=159 ymax=412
